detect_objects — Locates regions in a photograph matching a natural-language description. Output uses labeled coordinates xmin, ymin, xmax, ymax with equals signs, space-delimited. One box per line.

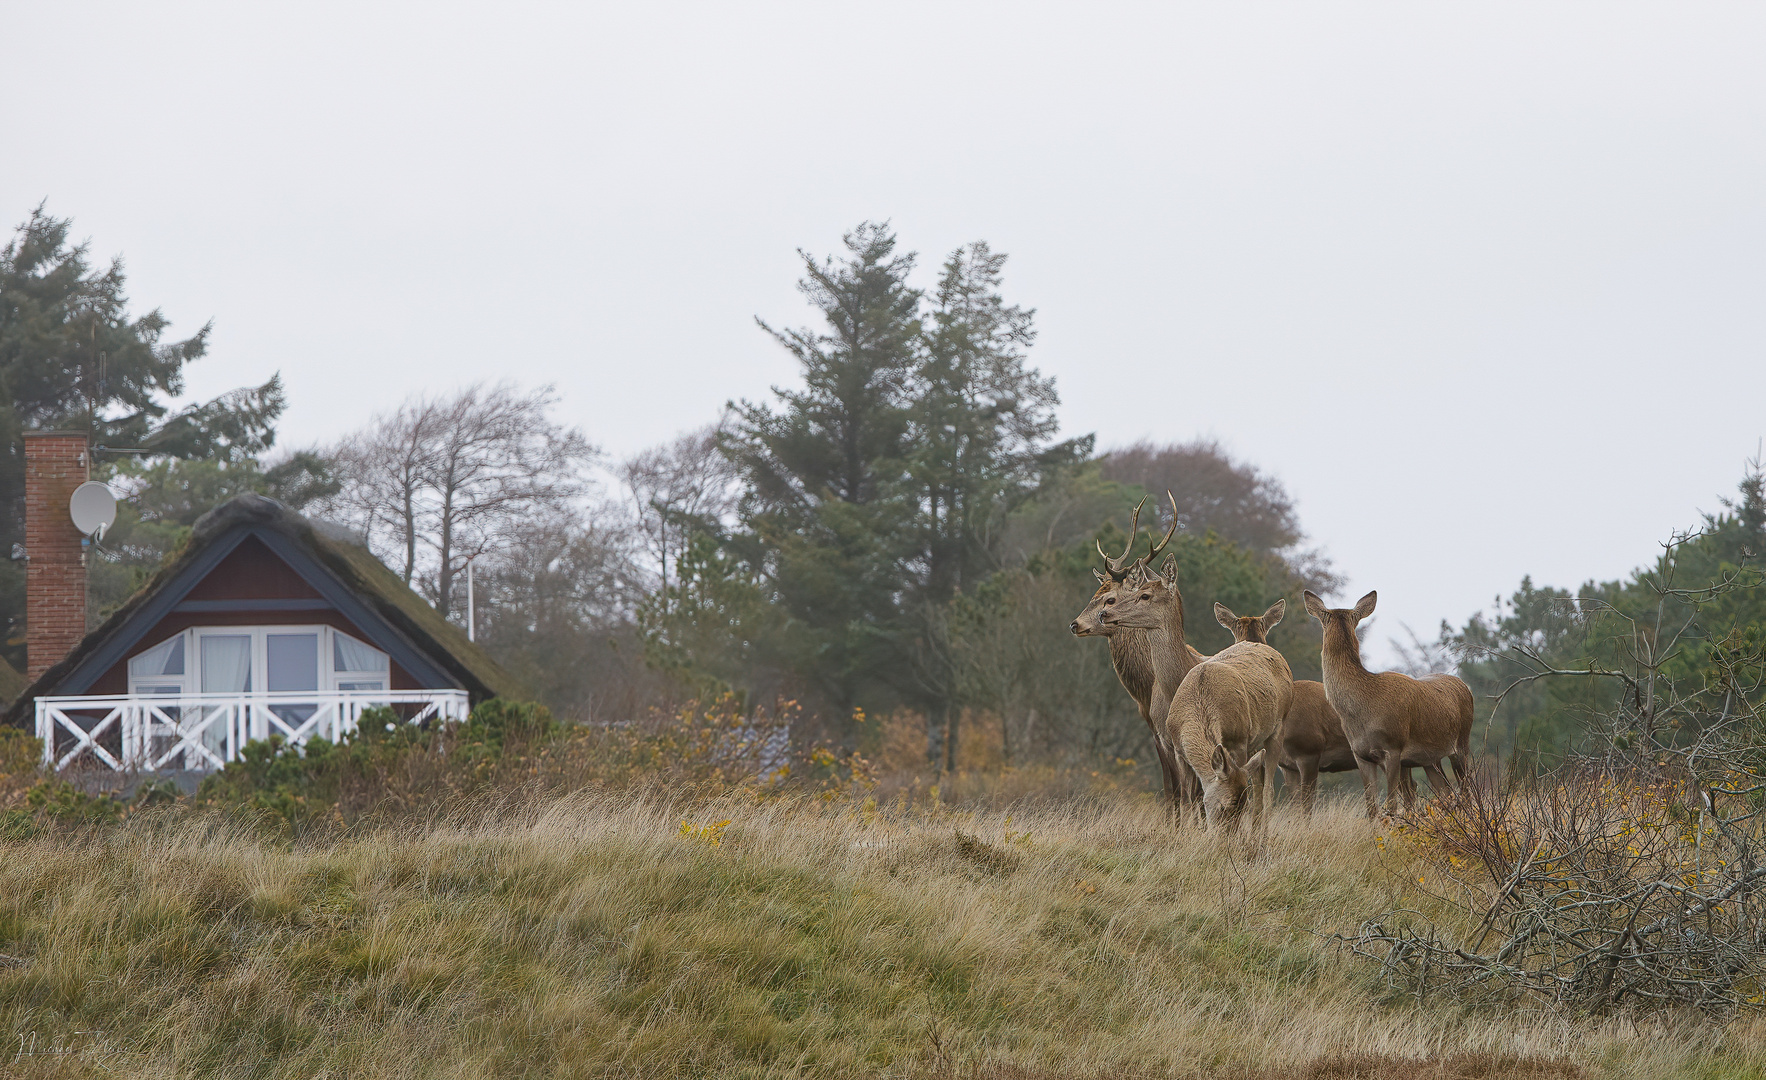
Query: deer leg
xmin=1157 ymin=751 xmax=1177 ymax=803
xmin=1178 ymin=756 xmax=1204 ymax=826
xmin=1145 ymin=714 xmax=1178 ymax=807
xmin=1279 ymin=762 xmax=1299 ymax=795
xmin=1383 ymin=755 xmax=1412 ymax=814
xmin=1260 ymin=746 xmax=1279 ymax=833
xmin=1298 ymin=757 xmax=1320 ymax=817
xmin=1261 ymin=746 xmax=1277 ymax=816
xmin=1152 ymin=731 xmax=1180 ymax=812
xmin=1447 ymin=751 xmax=1470 ymax=788
xmin=1355 ymin=754 xmax=1381 ymax=820
xmin=1421 ymin=761 xmax=1450 ymax=798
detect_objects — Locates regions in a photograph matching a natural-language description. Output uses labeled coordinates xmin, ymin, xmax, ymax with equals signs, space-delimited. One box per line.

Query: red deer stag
xmin=1069 ymin=496 xmax=1200 ymax=810
xmin=1214 ymin=600 xmax=1366 ymax=815
xmin=1301 ymin=590 xmax=1473 ymax=819
xmin=1102 ymin=558 xmax=1293 ymax=829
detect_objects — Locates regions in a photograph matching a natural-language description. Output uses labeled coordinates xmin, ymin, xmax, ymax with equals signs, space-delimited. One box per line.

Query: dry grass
xmin=1 ymin=793 xmax=1762 ymax=1078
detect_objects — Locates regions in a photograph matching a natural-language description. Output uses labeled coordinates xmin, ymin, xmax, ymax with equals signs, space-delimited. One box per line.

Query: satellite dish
xmin=70 ymin=481 xmax=117 ymax=540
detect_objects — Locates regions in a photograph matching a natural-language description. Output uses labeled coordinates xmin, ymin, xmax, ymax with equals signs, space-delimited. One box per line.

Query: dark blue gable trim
xmin=55 ymin=525 xmax=461 ymax=694
xmin=58 ymin=529 xmax=253 ymax=693
xmin=250 ymin=529 xmax=457 ymax=691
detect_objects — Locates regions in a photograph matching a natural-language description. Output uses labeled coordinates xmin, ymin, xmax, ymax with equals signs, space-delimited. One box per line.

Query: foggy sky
xmin=4 ymin=2 xmax=1763 ymax=663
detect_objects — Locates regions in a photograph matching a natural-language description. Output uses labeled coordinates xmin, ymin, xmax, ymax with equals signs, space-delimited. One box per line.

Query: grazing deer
xmin=1102 ymin=559 xmax=1293 ymax=829
xmin=1302 ymin=590 xmax=1474 ymax=819
xmin=1214 ymin=600 xmax=1364 ymax=815
xmin=1070 ymin=496 xmax=1201 ymax=810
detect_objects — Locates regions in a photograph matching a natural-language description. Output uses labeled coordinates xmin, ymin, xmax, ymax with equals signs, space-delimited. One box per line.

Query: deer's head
xmin=1302 ymin=589 xmax=1376 ymax=648
xmin=1070 ymin=493 xmax=1177 ymax=637
xmin=1214 ymin=599 xmax=1287 ymax=644
xmin=1204 ymin=743 xmax=1266 ymax=826
xmin=1096 ymin=549 xmax=1182 ymax=632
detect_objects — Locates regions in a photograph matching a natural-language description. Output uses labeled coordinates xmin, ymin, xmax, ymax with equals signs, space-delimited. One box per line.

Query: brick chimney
xmin=24 ymin=431 xmax=90 ymax=680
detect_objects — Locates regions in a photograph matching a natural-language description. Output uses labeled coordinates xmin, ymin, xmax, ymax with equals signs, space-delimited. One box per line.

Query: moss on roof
xmin=0 ymin=655 xmax=26 ymax=711
xmin=297 ymin=511 xmax=525 ymax=702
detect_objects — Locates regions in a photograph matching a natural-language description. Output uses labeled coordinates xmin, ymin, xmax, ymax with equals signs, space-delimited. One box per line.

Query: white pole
xmin=467 ymin=558 xmax=476 ymax=642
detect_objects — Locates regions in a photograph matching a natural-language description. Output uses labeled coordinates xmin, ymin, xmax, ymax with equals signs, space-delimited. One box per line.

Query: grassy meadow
xmin=4 ymin=791 xmax=1764 ymax=1079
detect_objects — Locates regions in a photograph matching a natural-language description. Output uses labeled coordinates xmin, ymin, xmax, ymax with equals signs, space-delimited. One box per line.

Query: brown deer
xmin=1301 ymin=589 xmax=1473 ymax=819
xmin=1069 ymin=496 xmax=1200 ymax=810
xmin=1214 ymin=600 xmax=1366 ymax=815
xmin=1102 ymin=558 xmax=1293 ymax=828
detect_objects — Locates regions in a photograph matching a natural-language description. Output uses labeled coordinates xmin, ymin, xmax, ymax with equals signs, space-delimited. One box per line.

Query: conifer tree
xmin=718 ymin=225 xmax=1079 ymax=754
xmin=905 ymin=241 xmax=1087 ymax=766
xmin=0 ymin=206 xmax=284 ymax=662
xmin=723 ymin=222 xmax=923 ymax=718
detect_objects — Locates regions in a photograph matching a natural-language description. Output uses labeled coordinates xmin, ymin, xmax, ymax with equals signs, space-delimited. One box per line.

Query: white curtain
xmin=333 ymin=631 xmax=387 ymax=675
xmin=201 ymin=635 xmax=253 ymax=693
xmin=129 ymin=635 xmax=185 ymax=680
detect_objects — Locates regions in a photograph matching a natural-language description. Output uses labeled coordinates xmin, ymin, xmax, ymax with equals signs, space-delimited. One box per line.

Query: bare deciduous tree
xmin=473 ymin=503 xmax=653 ymax=720
xmin=951 ymin=567 xmax=1149 ymax=767
xmin=323 ymin=382 xmax=599 ymax=619
xmin=1098 ymin=438 xmax=1340 ymax=594
xmin=1098 ymin=438 xmax=1302 ymax=553
xmin=328 ymin=403 xmax=442 ymax=587
xmin=620 ymin=421 xmax=739 ymax=615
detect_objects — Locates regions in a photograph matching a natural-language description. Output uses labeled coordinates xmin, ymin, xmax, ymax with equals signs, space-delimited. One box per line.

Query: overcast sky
xmin=4 ymin=2 xmax=1763 ymax=662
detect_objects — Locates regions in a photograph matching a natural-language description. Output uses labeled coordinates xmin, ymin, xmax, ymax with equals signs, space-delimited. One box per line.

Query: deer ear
xmin=1160 ymin=553 xmax=1178 ymax=587
xmin=1093 ymin=568 xmax=1109 ymax=585
xmin=1214 ymin=602 xmax=1236 ymax=631
xmin=1302 ymin=590 xmax=1327 ymax=621
xmin=1353 ymin=590 xmax=1378 ymax=620
xmin=1245 ymin=748 xmax=1266 ymax=774
xmin=1262 ymin=599 xmax=1286 ymax=631
xmin=1210 ymin=744 xmax=1228 ymax=777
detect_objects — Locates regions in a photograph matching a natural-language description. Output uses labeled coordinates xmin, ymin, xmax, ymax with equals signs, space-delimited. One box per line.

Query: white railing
xmin=35 ymin=690 xmax=472 ymax=773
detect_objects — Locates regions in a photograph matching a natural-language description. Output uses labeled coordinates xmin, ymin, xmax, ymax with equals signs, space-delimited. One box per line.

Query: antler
xmin=1096 ymin=496 xmax=1148 ymax=581
xmin=1144 ymin=490 xmax=1179 ymax=560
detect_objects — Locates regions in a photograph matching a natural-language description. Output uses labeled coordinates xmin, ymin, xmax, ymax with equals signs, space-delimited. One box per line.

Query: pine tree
xmin=723 ymin=223 xmax=924 ymax=720
xmin=0 ymin=206 xmax=284 ymax=663
xmin=716 ymin=226 xmax=1080 ymax=755
xmin=906 ymin=241 xmax=1087 ymax=766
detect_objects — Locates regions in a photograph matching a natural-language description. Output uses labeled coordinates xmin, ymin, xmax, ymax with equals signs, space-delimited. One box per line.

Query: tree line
xmin=1414 ymin=456 xmax=1766 ymax=770
xmin=0 ymin=206 xmax=1342 ymax=771
xmin=11 ymin=204 xmax=1760 ymax=776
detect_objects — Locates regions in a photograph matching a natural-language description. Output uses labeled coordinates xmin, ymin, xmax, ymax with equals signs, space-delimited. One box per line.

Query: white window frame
xmin=127 ymin=634 xmax=189 ymax=698
xmin=126 ymin=625 xmax=391 ymax=697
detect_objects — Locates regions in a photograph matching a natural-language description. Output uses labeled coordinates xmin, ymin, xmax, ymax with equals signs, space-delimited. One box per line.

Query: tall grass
xmin=3 ymin=793 xmax=1762 ymax=1077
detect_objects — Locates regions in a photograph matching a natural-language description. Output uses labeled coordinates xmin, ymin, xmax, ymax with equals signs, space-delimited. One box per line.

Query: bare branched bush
xmin=1345 ymin=766 xmax=1766 ymax=1015
xmin=1340 ymin=529 xmax=1766 ymax=1016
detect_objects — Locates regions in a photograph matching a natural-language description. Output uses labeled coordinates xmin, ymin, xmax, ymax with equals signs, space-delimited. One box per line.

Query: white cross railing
xmin=34 ymin=690 xmax=472 ymax=773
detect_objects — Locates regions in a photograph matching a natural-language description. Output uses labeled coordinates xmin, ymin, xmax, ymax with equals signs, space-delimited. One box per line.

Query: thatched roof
xmin=0 ymin=655 xmax=26 ymax=711
xmin=6 ymin=495 xmax=523 ymax=727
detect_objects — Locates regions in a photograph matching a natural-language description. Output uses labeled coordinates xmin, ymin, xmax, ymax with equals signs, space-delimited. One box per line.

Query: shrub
xmin=1342 ymin=766 xmax=1766 ymax=1016
xmin=192 ymin=700 xmax=586 ymax=828
xmin=0 ymin=727 xmax=42 ymax=808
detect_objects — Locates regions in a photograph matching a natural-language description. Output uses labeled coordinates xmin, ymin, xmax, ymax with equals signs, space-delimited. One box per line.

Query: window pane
xmin=267 ymin=634 xmax=320 ymax=693
xmin=333 ymin=630 xmax=388 ymax=674
xmin=337 ymin=680 xmax=385 ymax=692
xmin=200 ymin=635 xmax=253 ymax=693
xmin=129 ymin=636 xmax=184 ymax=678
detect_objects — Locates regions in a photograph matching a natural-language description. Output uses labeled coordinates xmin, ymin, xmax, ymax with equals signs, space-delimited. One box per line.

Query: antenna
xmin=69 ymin=480 xmax=117 ymax=544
